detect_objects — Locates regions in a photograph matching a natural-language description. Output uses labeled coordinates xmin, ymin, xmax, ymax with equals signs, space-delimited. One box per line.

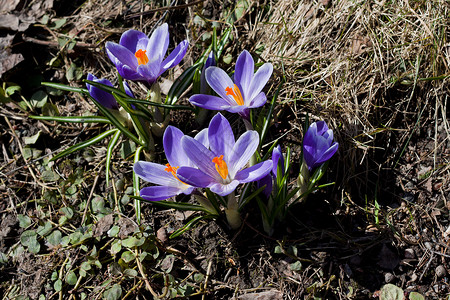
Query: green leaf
xmin=409 ymin=292 xmax=425 ymax=300
xmin=17 ymin=214 xmax=32 ymax=228
xmin=106 ymin=130 xmax=121 ymax=186
xmin=47 ymin=230 xmax=62 ymax=246
xmin=30 ymin=115 xmax=111 ymax=124
xmin=51 ymin=129 xmax=117 ymax=161
xmin=108 ymin=225 xmax=120 ymax=237
xmin=170 ymin=215 xmax=207 ymax=238
xmin=122 ymin=236 xmax=145 ymax=248
xmin=66 ymin=270 xmax=77 ymax=285
xmin=120 ymin=140 xmax=136 ymax=159
xmin=41 ymin=170 xmax=60 ymax=182
xmin=121 ymin=251 xmax=135 ymax=263
xmin=23 ymin=147 xmax=42 ymax=160
xmin=123 ymin=268 xmax=138 ymax=278
xmin=50 ymin=18 xmax=66 ymax=29
xmin=30 ymin=90 xmax=48 ymax=108
xmin=66 ymin=63 xmax=83 ymax=82
xmin=41 ymin=82 xmax=88 ymax=94
xmin=20 ymin=230 xmax=37 ymax=247
xmin=24 ymin=131 xmax=41 ymax=145
xmin=103 ymin=284 xmax=122 ymax=300
xmin=42 ymin=102 xmax=60 ymax=116
xmin=380 ymin=284 xmax=404 ymax=300
xmin=87 ymin=94 xmax=144 ymax=147
xmin=60 ymin=207 xmax=74 ymax=219
xmin=37 ymin=221 xmax=52 ymax=236
xmin=5 ymin=85 xmax=21 ymax=96
xmin=166 ymin=63 xmax=202 ymax=105
xmin=54 ymin=279 xmax=63 ymax=292
xmin=28 ymin=239 xmax=41 ymax=254
xmin=290 ymin=261 xmax=302 ymax=271
xmin=110 ymin=240 xmax=122 ymax=255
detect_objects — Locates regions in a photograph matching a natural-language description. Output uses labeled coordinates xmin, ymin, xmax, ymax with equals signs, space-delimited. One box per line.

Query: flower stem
xmin=225 ymin=192 xmax=241 ymax=229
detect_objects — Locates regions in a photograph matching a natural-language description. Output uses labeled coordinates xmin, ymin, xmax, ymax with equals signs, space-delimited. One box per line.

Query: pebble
xmin=404 ymin=248 xmax=415 ymax=259
xmin=436 ymin=265 xmax=446 ymax=278
xmin=385 ymin=272 xmax=395 ymax=283
xmin=425 ymin=242 xmax=433 ymax=250
xmin=410 ymin=273 xmax=418 ymax=282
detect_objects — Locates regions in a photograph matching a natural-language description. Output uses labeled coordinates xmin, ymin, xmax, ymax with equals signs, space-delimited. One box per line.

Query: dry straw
xmin=254 ymin=0 xmax=449 ymax=194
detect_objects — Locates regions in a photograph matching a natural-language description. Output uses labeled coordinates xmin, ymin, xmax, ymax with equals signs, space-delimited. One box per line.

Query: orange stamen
xmin=135 ymin=49 xmax=149 ymax=65
xmin=212 ymin=155 xmax=228 ymax=179
xmin=225 ymin=84 xmax=244 ymax=106
xmin=165 ymin=163 xmax=186 ymax=184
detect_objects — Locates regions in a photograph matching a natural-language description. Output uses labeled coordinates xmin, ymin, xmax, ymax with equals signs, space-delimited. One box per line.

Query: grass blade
xmin=106 ymin=129 xmax=121 ymax=187
xmin=41 ymin=82 xmax=88 ymax=94
xmin=30 ymin=115 xmax=111 ymax=124
xmin=133 ymin=146 xmax=144 ymax=225
xmin=51 ymin=129 xmax=117 ymax=161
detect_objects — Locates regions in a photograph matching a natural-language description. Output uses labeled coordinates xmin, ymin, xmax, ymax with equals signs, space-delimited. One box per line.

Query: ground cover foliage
xmin=0 ymin=0 xmax=449 ymax=299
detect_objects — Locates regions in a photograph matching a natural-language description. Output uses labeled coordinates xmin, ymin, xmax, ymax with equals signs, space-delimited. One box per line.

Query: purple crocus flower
xmin=303 ymin=121 xmax=339 ymax=170
xmin=259 ymin=145 xmax=284 ymax=198
xmin=200 ymin=51 xmax=216 ymax=94
xmin=177 ymin=113 xmax=272 ymax=196
xmin=189 ymin=50 xmax=273 ymax=119
xmin=134 ymin=126 xmax=208 ymax=201
xmin=86 ymin=73 xmax=135 ymax=109
xmin=105 ymin=23 xmax=189 ymax=85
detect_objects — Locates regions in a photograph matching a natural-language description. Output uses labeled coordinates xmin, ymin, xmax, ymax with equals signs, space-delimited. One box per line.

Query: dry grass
xmin=253 ymin=0 xmax=449 ymax=196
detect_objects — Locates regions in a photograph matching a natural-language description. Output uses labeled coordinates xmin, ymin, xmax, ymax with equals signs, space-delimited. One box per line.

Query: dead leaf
xmin=118 ymin=218 xmax=138 ymax=238
xmin=0 ymin=0 xmax=21 ymax=14
xmin=92 ymin=214 xmax=114 ymax=237
xmin=351 ymin=35 xmax=373 ymax=55
xmin=237 ymin=290 xmax=283 ymax=300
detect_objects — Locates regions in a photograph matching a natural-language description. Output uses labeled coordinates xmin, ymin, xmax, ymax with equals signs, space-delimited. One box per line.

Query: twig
xmin=126 ymin=0 xmax=203 ymax=19
xmin=4 ymin=116 xmax=57 ymax=190
xmin=81 ymin=169 xmax=102 ymax=225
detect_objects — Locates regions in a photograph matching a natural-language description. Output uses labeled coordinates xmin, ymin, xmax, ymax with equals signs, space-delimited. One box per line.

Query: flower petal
xmin=106 ymin=42 xmax=138 ymax=71
xmin=209 ymin=180 xmax=240 ymax=196
xmin=205 ymin=67 xmax=236 ymax=105
xmin=147 ymin=23 xmax=169 ymax=67
xmin=228 ymin=131 xmax=259 ymax=178
xmin=119 ymin=30 xmax=148 ymax=52
xmin=140 ymin=186 xmax=184 ymax=201
xmin=315 ymin=121 xmax=329 ymax=136
xmin=235 ymin=160 xmax=273 ymax=183
xmin=137 ymin=62 xmax=159 ymax=84
xmin=208 ymin=113 xmax=235 ymax=160
xmin=247 ymin=63 xmax=273 ymax=101
xmin=177 ymin=167 xmax=215 ymax=188
xmin=247 ymin=92 xmax=267 ymax=108
xmin=189 ymin=94 xmax=233 ymax=111
xmin=257 ymin=174 xmax=273 ymax=198
xmin=194 ymin=128 xmax=209 ymax=148
xmin=134 ymin=161 xmax=182 ymax=188
xmin=272 ymin=145 xmax=284 ymax=176
xmin=313 ymin=142 xmax=339 ymax=167
xmin=234 ymin=50 xmax=254 ymax=100
xmin=181 ymin=136 xmax=219 ymax=180
xmin=163 ymin=126 xmax=189 ymax=168
xmin=86 ymin=74 xmax=118 ymax=109
xmin=159 ymin=40 xmax=189 ymax=74
xmin=123 ymin=82 xmax=135 ymax=98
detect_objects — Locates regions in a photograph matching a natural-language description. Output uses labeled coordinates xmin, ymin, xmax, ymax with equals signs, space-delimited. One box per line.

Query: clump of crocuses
xmin=135 ymin=113 xmax=273 ymax=229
